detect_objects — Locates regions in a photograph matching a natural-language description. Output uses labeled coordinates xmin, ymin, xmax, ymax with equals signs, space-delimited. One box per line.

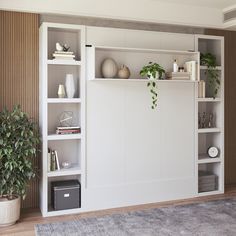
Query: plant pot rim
xmin=0 ymin=195 xmax=20 ymax=202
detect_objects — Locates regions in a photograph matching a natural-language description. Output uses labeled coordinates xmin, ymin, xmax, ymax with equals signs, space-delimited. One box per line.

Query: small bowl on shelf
xmin=61 ymin=161 xmax=72 ymax=169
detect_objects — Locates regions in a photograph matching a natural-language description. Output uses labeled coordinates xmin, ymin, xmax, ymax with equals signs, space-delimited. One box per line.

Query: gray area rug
xmin=35 ymin=198 xmax=236 ymax=236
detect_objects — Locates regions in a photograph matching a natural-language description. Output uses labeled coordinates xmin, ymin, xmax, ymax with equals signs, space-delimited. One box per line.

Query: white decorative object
xmin=57 ymin=84 xmax=66 ymax=98
xmin=65 ymin=74 xmax=76 ymax=98
xmin=117 ymin=65 xmax=130 ymax=79
xmin=101 ymin=58 xmax=118 ymax=78
xmin=61 ymin=161 xmax=72 ymax=169
xmin=0 ymin=196 xmax=20 ymax=227
xmin=207 ymin=146 xmax=219 ymax=158
xmin=56 ymin=42 xmax=63 ymax=52
xmin=173 ymin=59 xmax=178 ymax=72
xmin=59 ymin=111 xmax=74 ymax=127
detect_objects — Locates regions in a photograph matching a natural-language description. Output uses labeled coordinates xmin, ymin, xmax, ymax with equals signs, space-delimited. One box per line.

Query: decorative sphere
xmin=101 ymin=58 xmax=118 ymax=78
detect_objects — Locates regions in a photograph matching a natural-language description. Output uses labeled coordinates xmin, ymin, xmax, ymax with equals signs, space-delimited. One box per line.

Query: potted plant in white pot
xmin=140 ymin=62 xmax=165 ymax=109
xmin=0 ymin=105 xmax=39 ymax=226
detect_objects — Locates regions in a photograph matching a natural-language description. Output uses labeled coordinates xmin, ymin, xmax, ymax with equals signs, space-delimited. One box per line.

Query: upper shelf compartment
xmin=197 ymin=35 xmax=223 ymax=67
xmin=86 ymin=46 xmax=200 ymax=81
xmin=47 ymin=25 xmax=82 ymax=62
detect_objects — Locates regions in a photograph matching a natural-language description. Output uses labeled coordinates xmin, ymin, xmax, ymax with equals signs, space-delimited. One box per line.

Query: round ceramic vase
xmin=118 ymin=65 xmax=130 ymax=79
xmin=101 ymin=58 xmax=118 ymax=78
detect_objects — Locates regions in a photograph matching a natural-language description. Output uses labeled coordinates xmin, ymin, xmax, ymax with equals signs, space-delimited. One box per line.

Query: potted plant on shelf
xmin=200 ymin=53 xmax=220 ymax=98
xmin=140 ymin=62 xmax=165 ymax=109
xmin=0 ymin=105 xmax=39 ymax=226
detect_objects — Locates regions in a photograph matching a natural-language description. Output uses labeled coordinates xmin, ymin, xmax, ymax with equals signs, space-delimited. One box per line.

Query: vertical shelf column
xmin=195 ymin=35 xmax=224 ymax=196
xmin=39 ymin=23 xmax=85 ymax=217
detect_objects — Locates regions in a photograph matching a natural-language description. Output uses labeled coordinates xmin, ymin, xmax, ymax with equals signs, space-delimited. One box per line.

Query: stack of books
xmin=198 ymin=170 xmax=217 ymax=192
xmin=170 ymin=72 xmax=191 ymax=80
xmin=52 ymin=51 xmax=75 ymax=61
xmin=48 ymin=148 xmax=60 ymax=171
xmin=56 ymin=126 xmax=81 ymax=135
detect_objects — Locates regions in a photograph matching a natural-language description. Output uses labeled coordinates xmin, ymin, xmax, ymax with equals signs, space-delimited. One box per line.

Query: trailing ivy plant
xmin=200 ymin=53 xmax=220 ymax=98
xmin=0 ymin=105 xmax=40 ymax=200
xmin=140 ymin=62 xmax=165 ymax=109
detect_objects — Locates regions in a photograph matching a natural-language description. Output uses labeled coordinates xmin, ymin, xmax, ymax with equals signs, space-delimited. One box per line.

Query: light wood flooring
xmin=1 ymin=185 xmax=236 ymax=236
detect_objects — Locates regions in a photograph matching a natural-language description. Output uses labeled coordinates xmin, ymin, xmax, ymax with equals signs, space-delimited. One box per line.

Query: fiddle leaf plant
xmin=140 ymin=62 xmax=165 ymax=109
xmin=200 ymin=53 xmax=220 ymax=98
xmin=0 ymin=105 xmax=40 ymax=200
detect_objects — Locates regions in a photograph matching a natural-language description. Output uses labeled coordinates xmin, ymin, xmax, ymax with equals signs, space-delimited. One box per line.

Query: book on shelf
xmin=48 ymin=149 xmax=60 ymax=172
xmin=47 ymin=148 xmax=51 ymax=172
xmin=50 ymin=150 xmax=56 ymax=171
xmin=52 ymin=51 xmax=76 ymax=60
xmin=170 ymin=72 xmax=191 ymax=80
xmin=54 ymin=51 xmax=74 ymax=55
xmin=56 ymin=126 xmax=81 ymax=135
xmin=54 ymin=150 xmax=60 ymax=170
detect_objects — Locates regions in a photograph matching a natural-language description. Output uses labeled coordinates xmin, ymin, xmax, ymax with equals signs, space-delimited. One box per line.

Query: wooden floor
xmin=1 ymin=185 xmax=236 ymax=236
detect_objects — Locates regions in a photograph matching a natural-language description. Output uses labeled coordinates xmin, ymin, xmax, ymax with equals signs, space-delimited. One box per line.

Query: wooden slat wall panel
xmin=0 ymin=11 xmax=39 ymax=208
xmin=205 ymin=29 xmax=236 ymax=185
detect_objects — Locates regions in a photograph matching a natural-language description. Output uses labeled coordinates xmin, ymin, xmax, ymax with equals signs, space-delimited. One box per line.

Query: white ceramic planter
xmin=0 ymin=196 xmax=20 ymax=227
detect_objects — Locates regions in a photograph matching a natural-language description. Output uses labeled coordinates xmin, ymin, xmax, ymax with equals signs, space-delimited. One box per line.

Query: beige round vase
xmin=0 ymin=196 xmax=21 ymax=227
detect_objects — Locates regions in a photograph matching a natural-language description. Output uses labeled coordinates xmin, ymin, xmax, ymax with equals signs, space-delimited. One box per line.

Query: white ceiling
xmin=154 ymin=0 xmax=236 ymax=10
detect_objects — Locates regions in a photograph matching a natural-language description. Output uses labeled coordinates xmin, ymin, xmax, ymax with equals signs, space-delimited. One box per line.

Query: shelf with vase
xmin=87 ymin=45 xmax=200 ymax=81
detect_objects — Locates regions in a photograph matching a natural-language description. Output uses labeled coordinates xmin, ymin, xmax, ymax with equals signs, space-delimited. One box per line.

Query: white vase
xmin=65 ymin=74 xmax=76 ymax=98
xmin=57 ymin=84 xmax=66 ymax=98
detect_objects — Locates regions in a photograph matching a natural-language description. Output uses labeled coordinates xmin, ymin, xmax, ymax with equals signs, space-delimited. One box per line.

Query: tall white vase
xmin=65 ymin=74 xmax=76 ymax=98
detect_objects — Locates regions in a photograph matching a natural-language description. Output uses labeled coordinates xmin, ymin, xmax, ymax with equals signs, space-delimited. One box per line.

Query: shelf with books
xmin=47 ymin=59 xmax=81 ymax=65
xmin=40 ymin=23 xmax=85 ymax=217
xmin=47 ymin=134 xmax=82 ymax=141
xmin=47 ymin=165 xmax=82 ymax=177
xmin=195 ymin=34 xmax=224 ymax=195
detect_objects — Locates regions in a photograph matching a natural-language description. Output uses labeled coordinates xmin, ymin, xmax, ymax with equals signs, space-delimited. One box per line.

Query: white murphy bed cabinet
xmin=39 ymin=24 xmax=224 ymax=216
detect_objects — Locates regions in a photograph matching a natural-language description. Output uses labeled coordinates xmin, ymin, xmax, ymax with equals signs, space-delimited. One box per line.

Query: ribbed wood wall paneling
xmin=0 ymin=11 xmax=39 ymax=208
xmin=205 ymin=29 xmax=236 ymax=185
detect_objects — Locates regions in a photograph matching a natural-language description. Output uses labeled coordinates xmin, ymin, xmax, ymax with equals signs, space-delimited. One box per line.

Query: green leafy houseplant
xmin=0 ymin=105 xmax=39 ymax=200
xmin=200 ymin=53 xmax=220 ymax=98
xmin=140 ymin=62 xmax=165 ymax=109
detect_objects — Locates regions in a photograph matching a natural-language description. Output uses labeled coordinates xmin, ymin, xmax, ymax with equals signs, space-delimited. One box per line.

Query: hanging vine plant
xmin=140 ymin=62 xmax=165 ymax=109
xmin=200 ymin=53 xmax=220 ymax=98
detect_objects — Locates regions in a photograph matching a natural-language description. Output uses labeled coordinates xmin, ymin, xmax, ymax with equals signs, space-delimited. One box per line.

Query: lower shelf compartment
xmin=198 ymin=190 xmax=224 ymax=197
xmin=198 ymin=162 xmax=222 ymax=194
xmin=46 ymin=206 xmax=83 ymax=217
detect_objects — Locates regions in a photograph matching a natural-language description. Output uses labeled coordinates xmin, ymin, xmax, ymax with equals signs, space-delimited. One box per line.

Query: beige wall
xmin=0 ymin=10 xmax=39 ymax=208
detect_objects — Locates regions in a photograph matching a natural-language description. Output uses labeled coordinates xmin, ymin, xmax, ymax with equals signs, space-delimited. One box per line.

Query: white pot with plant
xmin=140 ymin=62 xmax=165 ymax=109
xmin=0 ymin=106 xmax=39 ymax=227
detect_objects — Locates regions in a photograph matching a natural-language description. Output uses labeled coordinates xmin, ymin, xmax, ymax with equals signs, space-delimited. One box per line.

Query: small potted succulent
xmin=200 ymin=53 xmax=220 ymax=98
xmin=140 ymin=62 xmax=165 ymax=109
xmin=0 ymin=105 xmax=39 ymax=226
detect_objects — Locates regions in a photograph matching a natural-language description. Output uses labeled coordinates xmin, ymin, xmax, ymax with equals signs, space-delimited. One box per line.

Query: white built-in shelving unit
xmin=39 ymin=23 xmax=85 ymax=217
xmin=39 ymin=23 xmax=224 ymax=217
xmin=195 ymin=35 xmax=224 ymax=196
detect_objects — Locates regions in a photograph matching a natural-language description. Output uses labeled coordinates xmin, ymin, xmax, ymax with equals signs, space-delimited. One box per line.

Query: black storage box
xmin=51 ymin=180 xmax=81 ymax=210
